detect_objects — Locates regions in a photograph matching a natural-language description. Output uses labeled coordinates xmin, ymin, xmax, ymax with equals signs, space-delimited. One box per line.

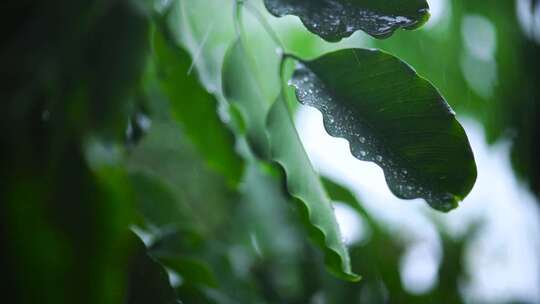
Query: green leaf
xmin=158 ymin=256 xmax=218 ymax=288
xmin=263 ymin=0 xmax=430 ymax=42
xmin=126 ymin=233 xmax=178 ymax=304
xmin=321 ymin=177 xmax=378 ymax=229
xmin=321 ymin=177 xmax=365 ymax=214
xmin=222 ymin=39 xmax=359 ymax=281
xmin=152 ymin=26 xmax=243 ymax=185
xmin=267 ymin=97 xmax=360 ymax=281
xmin=129 ymin=173 xmax=186 ymax=227
xmin=127 ymin=121 xmax=235 ymax=234
xmin=222 ymin=39 xmax=273 ymax=158
xmin=289 ymin=48 xmax=477 ymax=211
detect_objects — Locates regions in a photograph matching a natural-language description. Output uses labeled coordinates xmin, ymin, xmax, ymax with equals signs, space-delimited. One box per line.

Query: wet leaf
xmin=263 ymin=0 xmax=430 ymax=41
xmin=222 ymin=39 xmax=359 ymax=281
xmin=290 ymin=49 xmax=476 ymax=211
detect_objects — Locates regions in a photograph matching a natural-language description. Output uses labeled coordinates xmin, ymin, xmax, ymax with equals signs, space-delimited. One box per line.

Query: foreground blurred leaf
xmin=152 ymin=25 xmax=243 ymax=185
xmin=1 ymin=1 xmax=150 ymax=303
xmin=159 ymin=256 xmax=217 ymax=288
xmin=290 ymin=49 xmax=476 ymax=211
xmin=126 ymin=233 xmax=178 ymax=304
xmin=126 ymin=120 xmax=234 ymax=296
xmin=263 ymin=0 xmax=430 ymax=41
xmin=127 ymin=121 xmax=234 ymax=235
xmin=2 ymin=142 xmax=135 ymax=304
xmin=222 ymin=39 xmax=358 ymax=281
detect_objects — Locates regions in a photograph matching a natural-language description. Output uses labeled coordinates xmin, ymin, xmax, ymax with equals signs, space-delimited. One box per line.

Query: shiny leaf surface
xmin=263 ymin=0 xmax=430 ymax=41
xmin=290 ymin=49 xmax=476 ymax=211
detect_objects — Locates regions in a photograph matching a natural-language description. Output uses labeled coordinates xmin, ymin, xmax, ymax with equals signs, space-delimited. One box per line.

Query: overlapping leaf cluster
xmin=1 ymin=0 xmax=481 ymax=303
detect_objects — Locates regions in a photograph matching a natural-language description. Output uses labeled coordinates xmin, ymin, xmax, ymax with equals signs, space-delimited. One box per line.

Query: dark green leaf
xmin=0 ymin=2 xmax=149 ymax=303
xmin=158 ymin=256 xmax=218 ymax=288
xmin=263 ymin=0 xmax=430 ymax=41
xmin=126 ymin=233 xmax=178 ymax=304
xmin=129 ymin=173 xmax=185 ymax=227
xmin=290 ymin=49 xmax=476 ymax=211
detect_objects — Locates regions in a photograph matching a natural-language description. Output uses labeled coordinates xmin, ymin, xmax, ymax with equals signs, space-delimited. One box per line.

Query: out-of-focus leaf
xmin=222 ymin=39 xmax=273 ymax=158
xmin=313 ymin=178 xmax=472 ymax=303
xmin=152 ymin=26 xmax=243 ymax=185
xmin=126 ymin=120 xmax=235 ymax=295
xmin=0 ymin=1 xmax=150 ymax=303
xmin=127 ymin=121 xmax=234 ymax=234
xmin=263 ymin=0 xmax=430 ymax=41
xmin=266 ymin=97 xmax=360 ymax=281
xmin=1 ymin=139 xmax=135 ymax=304
xmin=321 ymin=178 xmax=362 ymax=209
xmin=126 ymin=233 xmax=178 ymax=304
xmin=290 ymin=49 xmax=476 ymax=211
xmin=129 ymin=173 xmax=184 ymax=227
xmin=159 ymin=256 xmax=218 ymax=288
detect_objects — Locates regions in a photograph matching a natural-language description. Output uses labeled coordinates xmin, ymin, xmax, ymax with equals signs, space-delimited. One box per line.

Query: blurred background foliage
xmin=1 ymin=0 xmax=539 ymax=303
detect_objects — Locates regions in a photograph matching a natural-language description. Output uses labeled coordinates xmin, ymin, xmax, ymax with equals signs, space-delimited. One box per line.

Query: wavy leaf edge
xmin=263 ymin=0 xmax=431 ymax=41
xmin=266 ymin=97 xmax=361 ymax=282
xmin=287 ymin=48 xmax=477 ymax=212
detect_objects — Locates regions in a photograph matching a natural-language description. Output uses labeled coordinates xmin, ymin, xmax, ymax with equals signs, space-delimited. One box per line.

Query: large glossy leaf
xmin=222 ymin=39 xmax=359 ymax=281
xmin=263 ymin=0 xmax=430 ymax=41
xmin=289 ymin=49 xmax=476 ymax=211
